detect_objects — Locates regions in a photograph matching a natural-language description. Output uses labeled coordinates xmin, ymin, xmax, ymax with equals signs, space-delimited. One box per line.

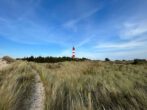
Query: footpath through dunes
xmin=29 ymin=70 xmax=45 ymax=110
xmin=0 ymin=61 xmax=45 ymax=110
xmin=15 ymin=63 xmax=45 ymax=110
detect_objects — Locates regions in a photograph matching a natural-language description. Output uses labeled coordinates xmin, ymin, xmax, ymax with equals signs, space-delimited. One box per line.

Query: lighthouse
xmin=72 ymin=46 xmax=75 ymax=58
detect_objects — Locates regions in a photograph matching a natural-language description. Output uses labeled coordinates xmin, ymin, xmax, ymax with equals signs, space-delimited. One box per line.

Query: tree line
xmin=16 ymin=56 xmax=147 ymax=64
xmin=17 ymin=56 xmax=89 ymax=63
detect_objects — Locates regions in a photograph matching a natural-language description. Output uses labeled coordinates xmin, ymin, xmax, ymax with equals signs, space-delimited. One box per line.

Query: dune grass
xmin=32 ymin=61 xmax=147 ymax=110
xmin=0 ymin=61 xmax=147 ymax=110
xmin=0 ymin=61 xmax=35 ymax=110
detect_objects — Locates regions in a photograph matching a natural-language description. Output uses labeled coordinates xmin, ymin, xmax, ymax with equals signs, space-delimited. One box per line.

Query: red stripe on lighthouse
xmin=72 ymin=46 xmax=75 ymax=58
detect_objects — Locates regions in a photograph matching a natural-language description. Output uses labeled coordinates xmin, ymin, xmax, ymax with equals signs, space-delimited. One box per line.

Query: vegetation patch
xmin=32 ymin=61 xmax=147 ymax=110
xmin=0 ymin=61 xmax=147 ymax=110
xmin=2 ymin=56 xmax=15 ymax=63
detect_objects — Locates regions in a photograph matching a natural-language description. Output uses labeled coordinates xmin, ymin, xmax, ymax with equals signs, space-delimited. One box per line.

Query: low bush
xmin=2 ymin=56 xmax=15 ymax=63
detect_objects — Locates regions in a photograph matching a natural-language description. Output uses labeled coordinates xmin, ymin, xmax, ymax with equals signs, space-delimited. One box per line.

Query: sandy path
xmin=29 ymin=72 xmax=45 ymax=110
xmin=0 ymin=60 xmax=45 ymax=110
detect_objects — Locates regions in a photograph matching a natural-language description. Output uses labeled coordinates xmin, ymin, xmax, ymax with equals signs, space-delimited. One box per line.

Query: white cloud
xmin=17 ymin=0 xmax=41 ymax=21
xmin=63 ymin=7 xmax=101 ymax=30
xmin=95 ymin=40 xmax=146 ymax=49
xmin=119 ymin=21 xmax=147 ymax=40
xmin=80 ymin=47 xmax=147 ymax=60
xmin=103 ymin=49 xmax=147 ymax=60
xmin=77 ymin=37 xmax=92 ymax=47
xmin=0 ymin=18 xmax=67 ymax=45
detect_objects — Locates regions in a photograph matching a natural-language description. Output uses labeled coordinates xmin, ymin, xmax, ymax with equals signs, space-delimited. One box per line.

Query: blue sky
xmin=0 ymin=0 xmax=147 ymax=60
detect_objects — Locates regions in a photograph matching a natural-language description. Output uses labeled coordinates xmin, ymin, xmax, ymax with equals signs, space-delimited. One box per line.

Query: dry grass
xmin=0 ymin=60 xmax=147 ymax=110
xmin=0 ymin=61 xmax=35 ymax=110
xmin=32 ymin=61 xmax=147 ymax=110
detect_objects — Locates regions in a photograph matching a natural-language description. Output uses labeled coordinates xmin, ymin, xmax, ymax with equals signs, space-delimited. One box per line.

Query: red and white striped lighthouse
xmin=72 ymin=46 xmax=75 ymax=58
